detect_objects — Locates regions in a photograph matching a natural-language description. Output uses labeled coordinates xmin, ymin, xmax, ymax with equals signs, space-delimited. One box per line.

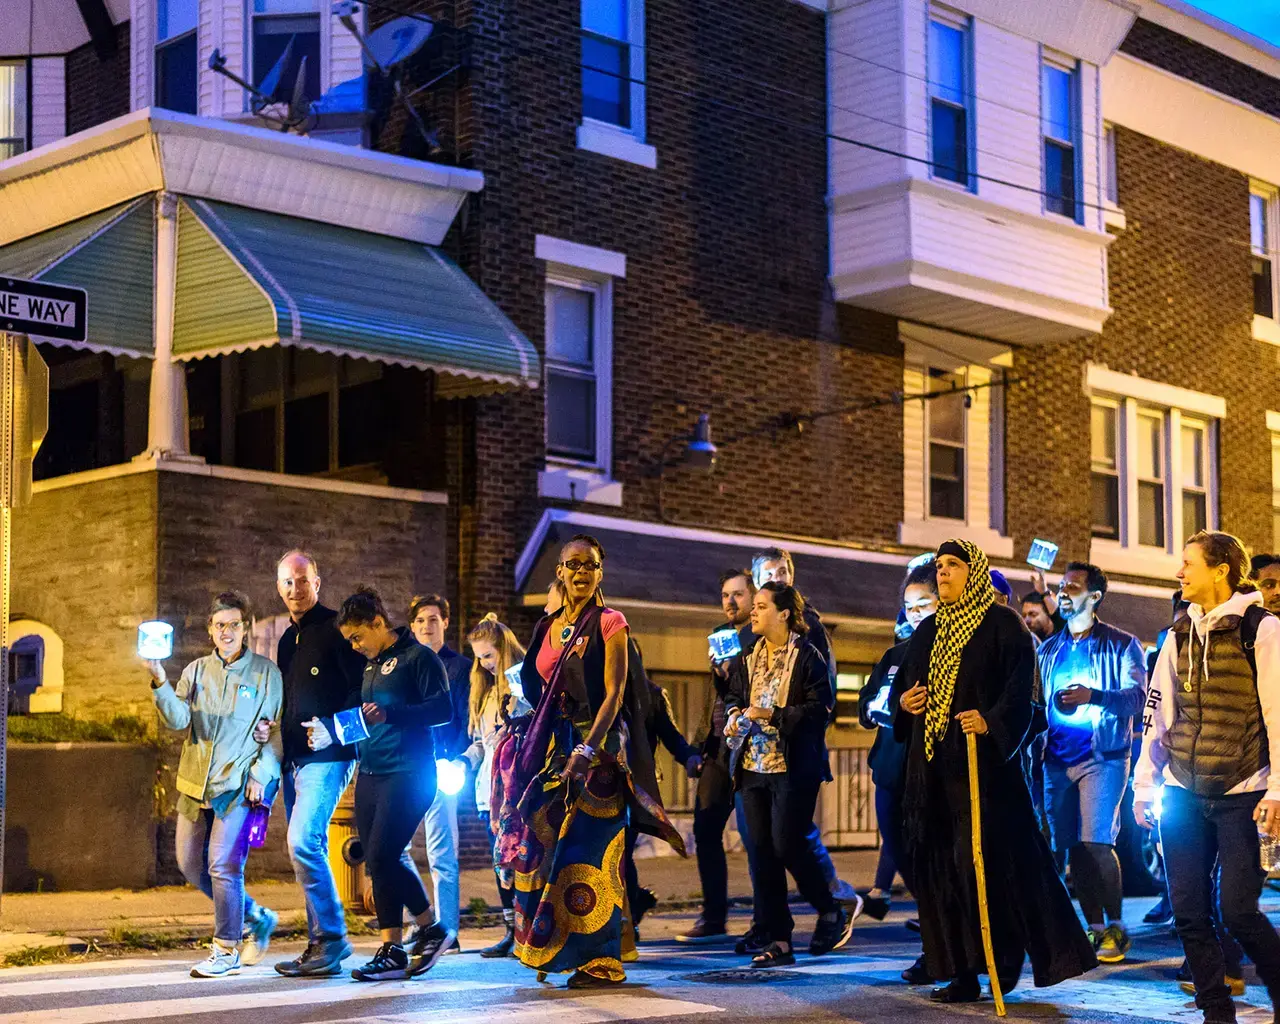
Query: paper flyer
xmin=333 ymin=707 xmax=370 ymax=746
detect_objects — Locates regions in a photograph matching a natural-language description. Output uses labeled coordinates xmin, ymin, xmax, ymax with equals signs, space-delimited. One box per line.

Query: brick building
xmin=3 ymin=0 xmax=1280 ymax=852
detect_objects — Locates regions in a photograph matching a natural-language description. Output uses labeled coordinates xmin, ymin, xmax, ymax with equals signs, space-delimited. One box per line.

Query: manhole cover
xmin=678 ymin=969 xmax=805 ymax=984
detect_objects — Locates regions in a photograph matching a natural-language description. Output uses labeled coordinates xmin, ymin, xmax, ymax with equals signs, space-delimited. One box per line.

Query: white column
xmin=139 ymin=192 xmax=198 ymax=462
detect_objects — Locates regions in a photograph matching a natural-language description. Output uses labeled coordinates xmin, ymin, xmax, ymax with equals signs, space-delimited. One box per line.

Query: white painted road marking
xmin=326 ymin=994 xmax=725 ymax=1024
xmin=0 ymin=960 xmax=187 ymax=980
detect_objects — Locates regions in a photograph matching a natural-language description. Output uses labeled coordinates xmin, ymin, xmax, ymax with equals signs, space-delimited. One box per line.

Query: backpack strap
xmin=1241 ymin=603 xmax=1273 ymax=682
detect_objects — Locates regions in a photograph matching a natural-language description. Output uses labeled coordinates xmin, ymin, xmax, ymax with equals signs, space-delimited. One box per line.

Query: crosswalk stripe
xmin=0 ymin=966 xmax=277 ymax=997
xmin=0 ymin=978 xmax=510 ymax=1023
xmin=0 ymin=960 xmax=186 ymax=980
xmin=325 ymin=994 xmax=725 ymax=1024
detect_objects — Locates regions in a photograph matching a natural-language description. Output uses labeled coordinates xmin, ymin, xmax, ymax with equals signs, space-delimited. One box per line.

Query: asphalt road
xmin=0 ymin=907 xmax=1271 ymax=1024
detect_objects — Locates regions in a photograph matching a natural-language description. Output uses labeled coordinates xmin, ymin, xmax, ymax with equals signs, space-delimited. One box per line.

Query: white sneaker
xmin=241 ymin=907 xmax=278 ymax=966
xmin=191 ymin=944 xmax=241 ymax=978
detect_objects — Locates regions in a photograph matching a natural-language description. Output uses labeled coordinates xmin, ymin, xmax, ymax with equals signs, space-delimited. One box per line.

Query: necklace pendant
xmin=559 ymin=624 xmax=574 ymax=643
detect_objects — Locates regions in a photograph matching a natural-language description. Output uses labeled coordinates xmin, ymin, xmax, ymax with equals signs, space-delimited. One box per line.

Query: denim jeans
xmin=1161 ymin=785 xmax=1280 ymax=1021
xmin=422 ymin=787 xmax=460 ymax=933
xmin=283 ymin=759 xmax=356 ymax=942
xmin=175 ymin=803 xmax=258 ymax=944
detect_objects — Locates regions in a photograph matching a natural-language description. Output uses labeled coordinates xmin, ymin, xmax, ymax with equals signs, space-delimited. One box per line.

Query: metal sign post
xmin=0 ymin=332 xmax=49 ymax=907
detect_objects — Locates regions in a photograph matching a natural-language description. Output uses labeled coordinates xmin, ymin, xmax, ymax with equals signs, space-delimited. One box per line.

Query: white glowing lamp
xmin=436 ymin=758 xmax=467 ymax=796
xmin=137 ymin=621 xmax=174 ymax=660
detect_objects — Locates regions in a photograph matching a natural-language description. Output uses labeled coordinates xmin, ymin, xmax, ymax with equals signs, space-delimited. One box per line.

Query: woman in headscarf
xmin=494 ymin=534 xmax=683 ymax=989
xmin=894 ymin=538 xmax=1095 ymax=1004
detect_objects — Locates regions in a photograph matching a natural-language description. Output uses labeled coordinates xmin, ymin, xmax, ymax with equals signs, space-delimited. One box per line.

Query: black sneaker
xmin=735 ymin=923 xmax=771 ymax=955
xmin=408 ymin=921 xmax=456 ymax=977
xmin=633 ymin=887 xmax=658 ymax=926
xmin=351 ymin=942 xmax=410 ymax=982
xmin=275 ymin=938 xmax=352 ymax=978
xmin=810 ymin=902 xmax=857 ymax=956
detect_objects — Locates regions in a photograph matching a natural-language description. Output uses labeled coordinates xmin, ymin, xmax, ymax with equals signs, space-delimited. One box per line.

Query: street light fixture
xmin=657 ymin=412 xmax=717 ymax=522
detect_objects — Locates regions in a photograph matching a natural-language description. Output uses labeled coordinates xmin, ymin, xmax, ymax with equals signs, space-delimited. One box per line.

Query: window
xmin=1103 ymin=124 xmax=1118 ymax=206
xmin=1252 ymin=187 xmax=1276 ymax=321
xmin=0 ymin=60 xmax=28 ymax=159
xmin=1135 ymin=409 xmax=1165 ymax=548
xmin=1090 ymin=400 xmax=1120 ymax=540
xmin=545 ymin=281 xmax=608 ymax=464
xmin=928 ymin=11 xmax=970 ymax=187
xmin=155 ymin=0 xmax=198 ymax=114
xmin=1273 ymin=431 xmax=1280 ymax=550
xmin=1181 ymin=419 xmax=1209 ymax=541
xmin=577 ymin=0 xmax=652 ymax=166
xmin=926 ymin=367 xmax=966 ymax=520
xmin=251 ymin=0 xmax=321 ymax=108
xmin=1042 ymin=52 xmax=1079 ymax=220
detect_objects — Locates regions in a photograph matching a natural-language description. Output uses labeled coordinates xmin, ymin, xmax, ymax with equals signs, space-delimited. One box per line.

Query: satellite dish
xmin=364 ymin=16 xmax=433 ymax=71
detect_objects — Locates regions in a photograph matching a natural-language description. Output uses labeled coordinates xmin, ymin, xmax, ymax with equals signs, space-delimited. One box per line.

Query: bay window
xmin=156 ymin=0 xmax=198 ymax=114
xmin=0 ymin=59 xmax=29 ymax=159
xmin=928 ymin=9 xmax=971 ymax=188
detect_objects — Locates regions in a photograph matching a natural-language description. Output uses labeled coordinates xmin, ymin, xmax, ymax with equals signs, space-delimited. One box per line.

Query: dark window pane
xmin=931 ymin=100 xmax=967 ymax=184
xmin=236 ymin=407 xmax=277 ymax=471
xmin=33 ymin=381 xmax=99 ymax=480
xmin=284 ymin=392 xmax=330 ymax=474
xmin=253 ymin=15 xmax=321 ymax=105
xmin=155 ymin=32 xmax=198 ymax=114
xmin=929 ymin=443 xmax=965 ymax=519
xmin=1183 ymin=491 xmax=1207 ymax=540
xmin=582 ymin=35 xmax=629 ymax=127
xmin=1045 ymin=139 xmax=1076 ymax=219
xmin=1255 ymin=256 xmax=1274 ymax=318
xmin=185 ymin=359 xmax=222 ymax=464
xmin=1091 ymin=473 xmax=1119 ymax=539
xmin=338 ymin=380 xmax=384 ymax=467
xmin=547 ymin=370 xmax=596 ymax=460
xmin=1138 ymin=481 xmax=1165 ymax=547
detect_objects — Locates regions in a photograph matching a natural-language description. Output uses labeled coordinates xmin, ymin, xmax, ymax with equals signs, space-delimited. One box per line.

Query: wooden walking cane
xmin=967 ymin=731 xmax=1006 ymax=1016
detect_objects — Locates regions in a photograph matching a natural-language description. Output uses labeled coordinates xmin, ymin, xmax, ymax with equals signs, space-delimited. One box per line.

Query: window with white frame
xmin=580 ymin=0 xmax=647 ymax=145
xmin=928 ymin=9 xmax=971 ymax=188
xmin=1042 ymin=50 xmax=1079 ymax=221
xmin=1087 ymin=367 xmax=1222 ymax=571
xmin=926 ymin=367 xmax=967 ymax=520
xmin=544 ymin=277 xmax=611 ymax=469
xmin=1252 ymin=185 xmax=1277 ymax=321
xmin=1103 ymin=124 xmax=1118 ymax=206
xmin=1272 ymin=430 xmax=1280 ymax=551
xmin=0 ymin=59 xmax=28 ymax=159
xmin=155 ymin=0 xmax=198 ymax=114
xmin=251 ymin=0 xmax=321 ymax=107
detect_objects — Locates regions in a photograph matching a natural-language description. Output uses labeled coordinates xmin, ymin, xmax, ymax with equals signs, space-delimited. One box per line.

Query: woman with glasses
xmin=144 ymin=591 xmax=283 ymax=979
xmin=496 ymin=534 xmax=682 ymax=988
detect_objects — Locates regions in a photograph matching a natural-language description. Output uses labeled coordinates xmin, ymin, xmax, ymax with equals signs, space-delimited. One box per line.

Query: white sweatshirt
xmin=1134 ymin=590 xmax=1280 ymax=803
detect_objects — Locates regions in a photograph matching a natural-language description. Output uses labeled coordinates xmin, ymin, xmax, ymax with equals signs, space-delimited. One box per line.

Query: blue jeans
xmin=176 ymin=803 xmax=258 ymax=944
xmin=283 ymin=759 xmax=355 ymax=942
xmin=422 ymin=788 xmax=460 ymax=933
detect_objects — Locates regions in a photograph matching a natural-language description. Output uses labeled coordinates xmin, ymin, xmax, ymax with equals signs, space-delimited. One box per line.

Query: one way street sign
xmin=0 ymin=277 xmax=87 ymax=344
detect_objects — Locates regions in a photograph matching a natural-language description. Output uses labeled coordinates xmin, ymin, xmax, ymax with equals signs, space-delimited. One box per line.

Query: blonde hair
xmin=466 ymin=613 xmax=527 ymax=735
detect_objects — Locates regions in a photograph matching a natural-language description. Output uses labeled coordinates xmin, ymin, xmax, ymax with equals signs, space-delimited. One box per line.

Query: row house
xmin=3 ymin=0 xmax=1280 ymax=853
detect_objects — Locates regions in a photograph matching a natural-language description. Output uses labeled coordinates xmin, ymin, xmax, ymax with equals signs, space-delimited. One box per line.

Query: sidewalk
xmin=0 ymin=850 xmax=882 ymax=955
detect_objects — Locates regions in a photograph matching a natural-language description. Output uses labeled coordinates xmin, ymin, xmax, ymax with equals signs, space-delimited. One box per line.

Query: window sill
xmin=1088 ymin=539 xmax=1181 ymax=581
xmin=538 ymin=465 xmax=623 ymax=507
xmin=898 ymin=519 xmax=1014 ymax=559
xmin=1103 ymin=202 xmax=1127 ymax=230
xmin=576 ymin=120 xmax=657 ymax=170
xmin=1253 ymin=314 xmax=1280 ymax=347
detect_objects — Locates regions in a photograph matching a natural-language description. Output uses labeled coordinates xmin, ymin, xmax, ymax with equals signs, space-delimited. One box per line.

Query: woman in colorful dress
xmin=495 ymin=533 xmax=683 ymax=988
xmin=460 ymin=613 xmax=530 ymax=958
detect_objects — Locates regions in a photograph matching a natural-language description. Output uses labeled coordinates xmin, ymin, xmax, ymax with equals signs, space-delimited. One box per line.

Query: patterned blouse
xmin=744 ymin=638 xmax=794 ymax=774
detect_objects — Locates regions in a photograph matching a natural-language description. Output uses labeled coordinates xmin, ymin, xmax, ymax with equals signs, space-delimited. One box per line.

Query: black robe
xmin=892 ymin=603 xmax=1096 ymax=987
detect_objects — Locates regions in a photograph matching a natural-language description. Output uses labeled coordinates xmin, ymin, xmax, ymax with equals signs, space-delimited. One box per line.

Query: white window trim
xmin=577 ymin=0 xmax=655 ymax=170
xmin=1253 ymin=182 xmax=1280 ymax=345
xmin=1086 ymin=366 xmax=1223 ymax=578
xmin=1040 ymin=46 xmax=1082 ymax=225
xmin=1102 ymin=123 xmax=1126 ymax=229
xmin=926 ymin=6 xmax=975 ymax=194
xmin=537 ymin=238 xmax=624 ymax=506
xmin=899 ymin=343 xmax=1013 ymax=559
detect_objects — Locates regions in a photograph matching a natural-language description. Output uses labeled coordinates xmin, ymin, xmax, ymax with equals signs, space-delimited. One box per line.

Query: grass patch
xmin=0 ymin=944 xmax=86 ymax=969
xmin=8 ymin=714 xmax=153 ymax=744
xmin=103 ymin=926 xmax=190 ymax=951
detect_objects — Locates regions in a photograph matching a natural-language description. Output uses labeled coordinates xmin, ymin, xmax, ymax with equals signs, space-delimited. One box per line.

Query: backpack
xmin=1241 ymin=603 xmax=1272 ymax=681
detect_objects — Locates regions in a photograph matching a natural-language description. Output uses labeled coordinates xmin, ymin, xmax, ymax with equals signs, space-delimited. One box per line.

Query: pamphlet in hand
xmin=332 ymin=707 xmax=370 ymax=747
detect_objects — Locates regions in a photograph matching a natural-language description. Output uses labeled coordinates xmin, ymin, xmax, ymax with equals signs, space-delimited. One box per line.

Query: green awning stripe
xmin=180 ymin=198 xmax=539 ymax=388
xmin=0 ymin=199 xmax=154 ymax=356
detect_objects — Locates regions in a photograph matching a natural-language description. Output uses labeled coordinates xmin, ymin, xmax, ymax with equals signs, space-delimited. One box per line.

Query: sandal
xmin=750 ymin=942 xmax=796 ymax=968
xmin=567 ymin=969 xmax=624 ymax=989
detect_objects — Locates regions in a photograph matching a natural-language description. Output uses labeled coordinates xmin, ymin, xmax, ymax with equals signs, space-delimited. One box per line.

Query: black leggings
xmin=356 ymin=769 xmax=436 ymax=931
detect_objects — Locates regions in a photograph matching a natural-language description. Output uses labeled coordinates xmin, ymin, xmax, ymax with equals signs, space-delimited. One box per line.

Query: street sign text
xmin=0 ymin=278 xmax=87 ymax=343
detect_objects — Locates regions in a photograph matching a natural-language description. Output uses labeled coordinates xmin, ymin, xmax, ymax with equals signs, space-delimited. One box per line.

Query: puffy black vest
xmin=1166 ymin=605 xmax=1269 ymax=796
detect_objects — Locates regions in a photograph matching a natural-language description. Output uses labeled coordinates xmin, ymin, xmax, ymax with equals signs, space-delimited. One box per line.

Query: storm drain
xmin=677 ymin=969 xmax=806 ymax=984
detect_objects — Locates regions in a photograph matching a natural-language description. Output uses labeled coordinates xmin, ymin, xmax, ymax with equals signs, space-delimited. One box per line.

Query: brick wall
xmin=12 ymin=472 xmax=157 ymax=719
xmin=374 ymin=0 xmax=905 ymax=627
xmin=65 ymin=20 xmax=130 ymax=137
xmin=1006 ymin=125 xmax=1280 ymax=573
xmin=1120 ymin=18 xmax=1280 ymax=119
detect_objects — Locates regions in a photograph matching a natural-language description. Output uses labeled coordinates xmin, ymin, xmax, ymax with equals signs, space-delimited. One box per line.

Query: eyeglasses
xmin=212 ymin=621 xmax=247 ymax=633
xmin=560 ymin=559 xmax=602 ymax=573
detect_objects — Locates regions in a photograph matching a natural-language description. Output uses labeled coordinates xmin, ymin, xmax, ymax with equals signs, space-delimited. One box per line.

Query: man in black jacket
xmin=272 ymin=550 xmax=366 ymax=977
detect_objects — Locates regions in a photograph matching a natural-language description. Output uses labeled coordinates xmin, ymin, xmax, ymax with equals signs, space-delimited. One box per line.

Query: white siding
xmin=29 ymin=57 xmax=65 ymax=148
xmin=326 ymin=1 xmax=364 ymax=91
xmin=1079 ymin=61 xmax=1103 ymax=233
xmin=219 ymin=0 xmax=246 ymax=115
xmin=902 ymin=365 xmax=926 ymax=524
xmin=971 ymin=23 xmax=1040 ymax=215
xmin=130 ymin=0 xmax=153 ymax=110
xmin=198 ymin=0 xmax=218 ymax=115
xmin=830 ymin=196 xmax=911 ymax=283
